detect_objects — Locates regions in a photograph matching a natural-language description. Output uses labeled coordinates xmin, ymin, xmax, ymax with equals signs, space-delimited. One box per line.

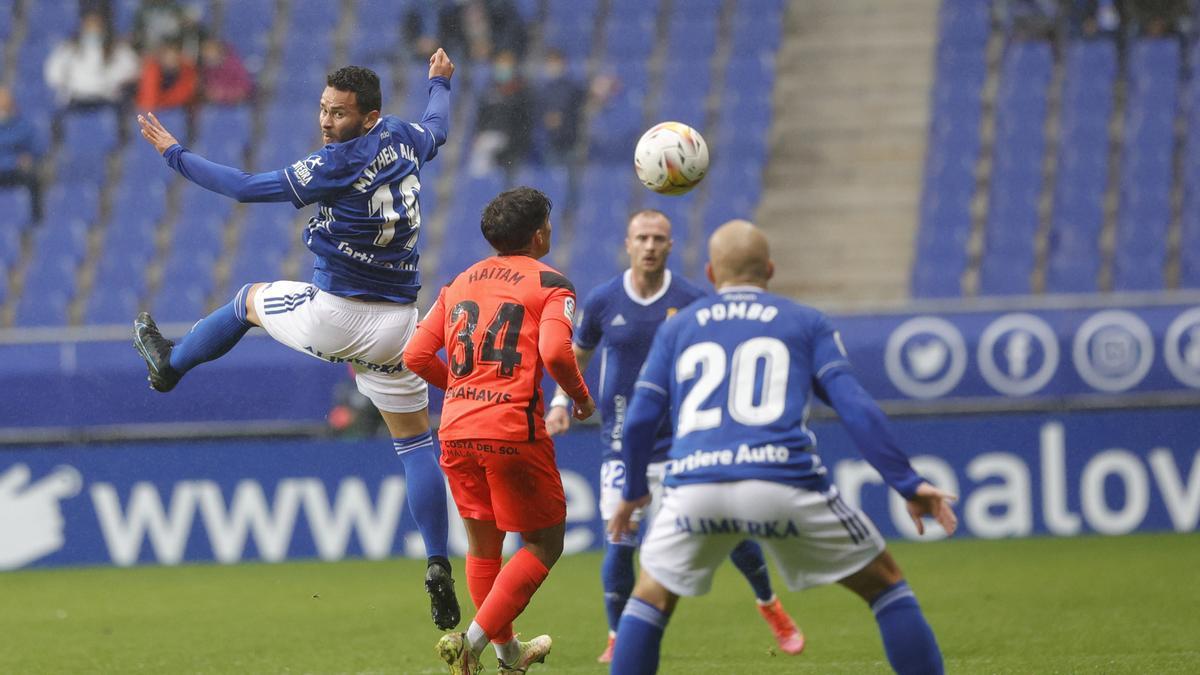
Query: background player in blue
xmin=607 ymin=220 xmax=959 ymax=675
xmin=132 ymin=51 xmax=462 ymax=631
xmin=545 ymin=210 xmax=804 ymax=662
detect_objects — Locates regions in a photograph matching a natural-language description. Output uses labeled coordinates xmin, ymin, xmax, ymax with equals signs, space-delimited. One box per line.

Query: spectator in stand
xmin=0 ymin=87 xmax=44 ymax=223
xmin=536 ymin=49 xmax=585 ymax=164
xmin=436 ymin=0 xmax=528 ymax=62
xmin=137 ymin=41 xmax=199 ymax=112
xmin=199 ymin=37 xmax=253 ymax=105
xmin=1001 ymin=0 xmax=1062 ymax=41
xmin=44 ymin=10 xmax=139 ymax=117
xmin=1072 ymin=0 xmax=1122 ymax=39
xmin=401 ymin=2 xmax=441 ymax=62
xmin=469 ymin=50 xmax=534 ymax=177
xmin=133 ymin=0 xmax=185 ymax=53
xmin=1122 ymin=0 xmax=1189 ymax=36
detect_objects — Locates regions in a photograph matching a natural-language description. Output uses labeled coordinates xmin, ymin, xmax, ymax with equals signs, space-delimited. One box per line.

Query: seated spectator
xmin=1072 ymin=0 xmax=1122 ymax=39
xmin=536 ymin=50 xmax=585 ymax=164
xmin=0 ymin=87 xmax=43 ymax=223
xmin=401 ymin=2 xmax=441 ymax=62
xmin=1001 ymin=0 xmax=1061 ymax=40
xmin=1123 ymin=0 xmax=1188 ymax=36
xmin=133 ymin=0 xmax=185 ymax=53
xmin=469 ymin=50 xmax=534 ymax=176
xmin=199 ymin=37 xmax=253 ymax=105
xmin=137 ymin=41 xmax=198 ymax=111
xmin=44 ymin=10 xmax=139 ymax=114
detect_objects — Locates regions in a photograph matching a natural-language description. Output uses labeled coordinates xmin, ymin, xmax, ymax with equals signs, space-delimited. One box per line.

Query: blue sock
xmin=394 ymin=433 xmax=449 ymax=560
xmin=168 ymin=284 xmax=253 ymax=374
xmin=729 ymin=539 xmax=774 ymax=602
xmin=601 ymin=541 xmax=636 ymax=632
xmin=610 ymin=597 xmax=668 ymax=675
xmin=870 ymin=581 xmax=944 ymax=675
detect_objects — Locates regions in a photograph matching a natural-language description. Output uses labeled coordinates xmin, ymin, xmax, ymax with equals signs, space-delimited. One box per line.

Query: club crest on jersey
xmin=666 ymin=307 xmax=678 ymax=318
xmin=564 ymin=297 xmax=576 ymax=322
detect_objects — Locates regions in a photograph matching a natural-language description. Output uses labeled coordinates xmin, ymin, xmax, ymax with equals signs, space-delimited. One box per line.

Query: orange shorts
xmin=439 ymin=436 xmax=566 ymax=533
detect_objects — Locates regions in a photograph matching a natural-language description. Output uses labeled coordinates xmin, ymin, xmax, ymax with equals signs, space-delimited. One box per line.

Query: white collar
xmin=718 ymin=285 xmax=766 ymax=294
xmin=623 ymin=268 xmax=673 ymax=306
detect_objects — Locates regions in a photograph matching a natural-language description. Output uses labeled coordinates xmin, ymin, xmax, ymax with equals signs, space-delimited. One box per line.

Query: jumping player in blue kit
xmin=133 ymin=50 xmax=462 ymax=631
xmin=545 ymin=210 xmax=803 ymax=662
xmin=607 ymin=220 xmax=959 ymax=675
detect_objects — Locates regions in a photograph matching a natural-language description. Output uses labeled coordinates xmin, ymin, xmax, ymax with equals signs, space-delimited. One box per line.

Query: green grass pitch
xmin=3 ymin=533 xmax=1198 ymax=673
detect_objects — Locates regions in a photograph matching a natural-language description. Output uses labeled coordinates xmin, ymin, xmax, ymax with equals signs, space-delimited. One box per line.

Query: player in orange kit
xmin=404 ymin=186 xmax=595 ymax=674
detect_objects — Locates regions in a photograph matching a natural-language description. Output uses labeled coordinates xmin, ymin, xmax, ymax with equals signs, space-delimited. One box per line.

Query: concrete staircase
xmin=757 ymin=0 xmax=940 ymax=305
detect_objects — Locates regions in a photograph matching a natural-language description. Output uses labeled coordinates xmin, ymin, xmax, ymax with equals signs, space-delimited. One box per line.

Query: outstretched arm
xmin=138 ymin=112 xmax=290 ymax=203
xmin=819 ymin=369 xmax=957 ymax=534
xmin=420 ymin=48 xmax=454 ymax=146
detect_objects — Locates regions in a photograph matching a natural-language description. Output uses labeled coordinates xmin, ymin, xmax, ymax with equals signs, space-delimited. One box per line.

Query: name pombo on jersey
xmin=694 ymin=299 xmax=779 ymax=327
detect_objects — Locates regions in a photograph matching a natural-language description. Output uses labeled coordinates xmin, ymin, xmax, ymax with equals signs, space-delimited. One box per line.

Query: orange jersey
xmin=406 ymin=255 xmax=588 ymax=441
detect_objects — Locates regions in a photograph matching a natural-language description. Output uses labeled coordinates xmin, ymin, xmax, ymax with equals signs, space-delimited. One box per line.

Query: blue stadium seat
xmin=83 ymin=287 xmax=140 ymax=325
xmin=1044 ymin=253 xmax=1100 ymax=294
xmin=542 ymin=17 xmax=594 ymax=60
xmin=196 ymin=105 xmax=252 ymax=146
xmin=604 ymin=14 xmax=656 ymax=62
xmin=609 ymin=0 xmax=662 ymax=20
xmin=1112 ymin=253 xmax=1165 ymax=292
xmin=0 ymin=188 xmax=32 ymax=232
xmin=44 ymin=185 xmax=99 ymax=226
xmin=14 ymin=289 xmax=70 ymax=327
xmin=731 ymin=13 xmax=783 ymax=56
xmin=152 ymin=279 xmax=210 ymax=324
xmin=0 ymin=220 xmax=21 ymax=268
xmin=937 ymin=0 xmax=990 ymax=46
xmin=666 ymin=16 xmax=719 ymax=61
xmin=227 ymin=247 xmax=285 ymax=289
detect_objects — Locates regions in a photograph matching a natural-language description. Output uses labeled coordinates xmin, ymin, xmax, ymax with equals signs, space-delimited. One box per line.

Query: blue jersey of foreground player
xmin=162 ymin=77 xmax=450 ymax=303
xmin=622 ymin=286 xmax=925 ymax=502
xmin=575 ymin=269 xmax=705 ymax=463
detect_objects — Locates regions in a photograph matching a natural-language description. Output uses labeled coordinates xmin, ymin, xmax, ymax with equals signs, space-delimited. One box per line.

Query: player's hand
xmin=429 ymin=48 xmax=455 ymax=81
xmin=545 ymin=404 xmax=571 ymax=436
xmin=137 ymin=112 xmax=179 ymax=154
xmin=606 ymin=494 xmax=651 ymax=541
xmin=906 ymin=482 xmax=958 ymax=536
xmin=572 ymin=396 xmax=596 ymax=421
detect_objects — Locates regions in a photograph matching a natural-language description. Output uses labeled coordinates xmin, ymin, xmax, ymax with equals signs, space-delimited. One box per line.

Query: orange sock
xmin=466 ymin=555 xmax=511 ymax=642
xmin=474 ymin=548 xmax=549 ymax=643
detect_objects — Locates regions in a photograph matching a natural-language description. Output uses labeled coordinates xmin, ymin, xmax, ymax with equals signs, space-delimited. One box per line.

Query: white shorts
xmin=599 ymin=460 xmax=667 ymax=539
xmin=252 ymin=280 xmax=428 ymax=413
xmin=639 ymin=481 xmax=885 ymax=597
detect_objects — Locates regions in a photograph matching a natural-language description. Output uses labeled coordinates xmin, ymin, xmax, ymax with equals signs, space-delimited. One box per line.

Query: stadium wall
xmin=1 ymin=411 xmax=1197 ymax=571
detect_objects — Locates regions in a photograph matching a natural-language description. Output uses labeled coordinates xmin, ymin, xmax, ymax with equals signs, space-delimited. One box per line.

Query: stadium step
xmin=759 ymin=0 xmax=938 ymax=304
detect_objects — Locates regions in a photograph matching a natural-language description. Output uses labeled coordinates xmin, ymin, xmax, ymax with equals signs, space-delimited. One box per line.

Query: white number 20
xmin=675 ymin=337 xmax=789 ymax=436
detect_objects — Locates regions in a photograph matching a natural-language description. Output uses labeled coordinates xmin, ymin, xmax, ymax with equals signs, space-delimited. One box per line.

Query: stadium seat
xmin=14 ymin=289 xmax=70 ymax=327
xmin=83 ymin=287 xmax=140 ymax=325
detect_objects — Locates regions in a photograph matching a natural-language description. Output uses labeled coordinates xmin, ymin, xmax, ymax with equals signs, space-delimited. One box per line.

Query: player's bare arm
xmin=906 ymin=483 xmax=958 ymax=536
xmin=428 ymin=48 xmax=455 ymax=81
xmin=606 ymin=493 xmax=651 ymax=541
xmin=137 ymin=112 xmax=179 ymax=154
xmin=547 ymin=345 xmax=594 ymax=434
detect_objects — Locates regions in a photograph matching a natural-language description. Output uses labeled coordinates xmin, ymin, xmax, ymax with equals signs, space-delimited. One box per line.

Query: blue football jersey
xmin=278 ymin=114 xmax=442 ymax=303
xmin=575 ymin=270 xmax=706 ymax=462
xmin=635 ymin=286 xmax=852 ymax=490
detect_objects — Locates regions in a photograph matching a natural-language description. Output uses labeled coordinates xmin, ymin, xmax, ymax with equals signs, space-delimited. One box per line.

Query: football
xmin=633 ymin=121 xmax=710 ymax=195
